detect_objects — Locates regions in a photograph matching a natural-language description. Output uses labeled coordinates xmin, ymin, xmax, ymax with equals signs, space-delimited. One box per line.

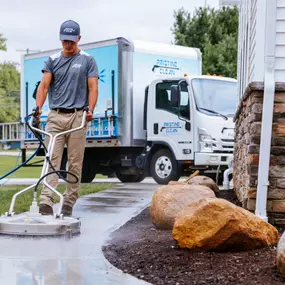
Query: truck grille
xmin=221 ymin=139 xmax=234 ymax=143
xmin=212 ymin=137 xmax=234 ymax=153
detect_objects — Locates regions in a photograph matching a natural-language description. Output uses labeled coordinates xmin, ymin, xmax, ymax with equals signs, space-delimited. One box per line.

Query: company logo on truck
xmin=161 ymin=122 xmax=181 ymax=134
xmin=152 ymin=59 xmax=180 ymax=76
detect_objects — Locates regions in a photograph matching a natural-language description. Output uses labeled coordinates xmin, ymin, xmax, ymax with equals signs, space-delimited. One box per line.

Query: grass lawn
xmin=0 ymin=154 xmax=107 ymax=179
xmin=0 ymin=154 xmax=43 ymax=179
xmin=0 ymin=183 xmax=111 ymax=215
xmin=0 ymin=154 xmax=113 ymax=215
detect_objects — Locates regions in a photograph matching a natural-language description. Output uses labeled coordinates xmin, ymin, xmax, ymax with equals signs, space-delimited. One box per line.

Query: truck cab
xmin=144 ymin=75 xmax=237 ymax=184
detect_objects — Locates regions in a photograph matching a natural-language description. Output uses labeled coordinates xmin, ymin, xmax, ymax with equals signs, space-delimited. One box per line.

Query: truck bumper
xmin=194 ymin=152 xmax=233 ymax=166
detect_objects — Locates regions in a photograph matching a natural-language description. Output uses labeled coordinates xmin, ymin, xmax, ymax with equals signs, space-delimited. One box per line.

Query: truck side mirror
xmin=170 ymin=85 xmax=180 ymax=108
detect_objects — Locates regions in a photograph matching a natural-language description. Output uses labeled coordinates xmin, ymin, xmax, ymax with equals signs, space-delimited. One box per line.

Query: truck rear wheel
xmin=150 ymin=149 xmax=180 ymax=185
xmin=81 ymin=156 xmax=97 ymax=183
xmin=59 ymin=151 xmax=96 ymax=183
xmin=115 ymin=168 xmax=146 ymax=183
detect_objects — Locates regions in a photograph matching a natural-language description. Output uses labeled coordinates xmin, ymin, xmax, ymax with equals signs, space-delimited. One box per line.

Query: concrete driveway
xmin=0 ymin=183 xmax=157 ymax=285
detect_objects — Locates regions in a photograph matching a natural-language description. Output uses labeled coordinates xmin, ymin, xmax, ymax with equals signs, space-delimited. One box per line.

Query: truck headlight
xmin=199 ymin=134 xmax=212 ymax=141
xmin=198 ymin=129 xmax=213 ymax=153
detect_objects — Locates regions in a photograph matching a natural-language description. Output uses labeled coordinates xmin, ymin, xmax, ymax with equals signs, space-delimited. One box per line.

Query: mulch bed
xmin=102 ymin=190 xmax=285 ymax=285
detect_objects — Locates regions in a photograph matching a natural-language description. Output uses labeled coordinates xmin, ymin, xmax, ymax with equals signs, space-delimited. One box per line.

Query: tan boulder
xmin=277 ymin=231 xmax=285 ymax=276
xmin=150 ymin=184 xmax=215 ymax=230
xmin=168 ymin=181 xmax=186 ymax=185
xmin=186 ymin=175 xmax=220 ymax=194
xmin=168 ymin=170 xmax=200 ymax=185
xmin=172 ymin=198 xmax=279 ymax=251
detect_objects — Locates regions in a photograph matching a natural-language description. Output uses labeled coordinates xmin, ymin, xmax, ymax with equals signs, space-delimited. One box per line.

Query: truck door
xmin=148 ymin=80 xmax=194 ymax=161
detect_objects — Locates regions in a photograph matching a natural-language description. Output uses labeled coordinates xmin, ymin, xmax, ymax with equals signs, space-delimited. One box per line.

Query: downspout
xmin=255 ymin=0 xmax=277 ymax=222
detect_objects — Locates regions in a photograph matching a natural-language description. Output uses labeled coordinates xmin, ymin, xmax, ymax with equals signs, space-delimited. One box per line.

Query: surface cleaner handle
xmin=79 ymin=108 xmax=88 ymax=129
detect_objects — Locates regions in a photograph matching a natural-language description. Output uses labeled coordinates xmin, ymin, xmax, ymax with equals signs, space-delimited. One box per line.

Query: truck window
xmin=155 ymin=81 xmax=190 ymax=120
xmin=191 ymin=78 xmax=237 ymax=117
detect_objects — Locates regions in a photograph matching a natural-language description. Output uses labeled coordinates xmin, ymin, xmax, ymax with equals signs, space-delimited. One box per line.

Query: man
xmin=35 ymin=19 xmax=99 ymax=216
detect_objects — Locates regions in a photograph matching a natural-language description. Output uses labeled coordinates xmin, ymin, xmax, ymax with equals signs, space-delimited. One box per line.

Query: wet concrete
xmin=2 ymin=177 xmax=159 ymax=186
xmin=0 ymin=183 xmax=157 ymax=284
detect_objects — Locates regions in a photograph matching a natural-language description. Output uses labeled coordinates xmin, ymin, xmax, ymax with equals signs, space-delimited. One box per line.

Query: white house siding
xmin=237 ymin=0 xmax=249 ymax=100
xmin=237 ymin=0 xmax=285 ymax=91
xmin=249 ymin=0 xmax=257 ymax=83
xmin=276 ymin=0 xmax=285 ymax=81
xmin=236 ymin=0 xmax=279 ymax=99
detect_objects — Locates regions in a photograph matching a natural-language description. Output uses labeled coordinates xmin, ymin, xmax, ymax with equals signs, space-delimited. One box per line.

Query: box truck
xmin=0 ymin=37 xmax=237 ymax=184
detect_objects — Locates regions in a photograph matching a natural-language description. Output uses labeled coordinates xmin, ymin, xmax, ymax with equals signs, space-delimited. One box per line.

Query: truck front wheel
xmin=150 ymin=149 xmax=180 ymax=185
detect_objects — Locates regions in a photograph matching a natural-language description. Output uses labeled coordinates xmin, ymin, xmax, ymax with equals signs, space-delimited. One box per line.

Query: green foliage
xmin=0 ymin=62 xmax=20 ymax=123
xmin=172 ymin=6 xmax=239 ymax=78
xmin=0 ymin=33 xmax=7 ymax=51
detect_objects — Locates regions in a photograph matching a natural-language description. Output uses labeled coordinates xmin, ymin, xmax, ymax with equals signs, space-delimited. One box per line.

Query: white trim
xmin=20 ymin=54 xmax=25 ymax=123
xmin=255 ymin=0 xmax=277 ymax=222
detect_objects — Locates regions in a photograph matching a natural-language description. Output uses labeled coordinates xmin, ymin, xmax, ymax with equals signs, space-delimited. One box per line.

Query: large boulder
xmin=150 ymin=184 xmax=215 ymax=230
xmin=277 ymin=231 xmax=285 ymax=276
xmin=168 ymin=181 xmax=186 ymax=185
xmin=172 ymin=198 xmax=279 ymax=251
xmin=186 ymin=175 xmax=220 ymax=194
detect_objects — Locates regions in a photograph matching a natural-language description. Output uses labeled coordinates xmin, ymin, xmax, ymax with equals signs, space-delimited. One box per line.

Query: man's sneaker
xmin=39 ymin=204 xmax=54 ymax=215
xmin=61 ymin=205 xmax=73 ymax=216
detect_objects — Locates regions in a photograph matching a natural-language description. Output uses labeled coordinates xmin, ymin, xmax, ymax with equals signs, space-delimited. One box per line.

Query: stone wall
xmin=233 ymin=82 xmax=285 ymax=225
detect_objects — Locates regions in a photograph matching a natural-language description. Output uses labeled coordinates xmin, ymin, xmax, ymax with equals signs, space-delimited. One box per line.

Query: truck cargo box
xmin=21 ymin=37 xmax=202 ymax=147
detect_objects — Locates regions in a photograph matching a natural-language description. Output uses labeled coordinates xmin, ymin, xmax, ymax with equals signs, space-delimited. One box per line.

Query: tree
xmin=172 ymin=6 xmax=239 ymax=78
xmin=0 ymin=33 xmax=20 ymax=123
xmin=0 ymin=62 xmax=20 ymax=123
xmin=0 ymin=33 xmax=7 ymax=51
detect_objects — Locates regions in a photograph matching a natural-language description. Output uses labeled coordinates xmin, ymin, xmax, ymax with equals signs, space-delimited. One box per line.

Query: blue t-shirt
xmin=42 ymin=50 xmax=99 ymax=109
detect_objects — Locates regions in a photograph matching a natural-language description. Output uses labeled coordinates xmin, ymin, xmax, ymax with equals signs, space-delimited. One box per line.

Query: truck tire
xmin=81 ymin=156 xmax=96 ymax=183
xmin=59 ymin=152 xmax=68 ymax=179
xmin=115 ymin=168 xmax=146 ymax=183
xmin=81 ymin=167 xmax=96 ymax=183
xmin=150 ymin=149 xmax=180 ymax=185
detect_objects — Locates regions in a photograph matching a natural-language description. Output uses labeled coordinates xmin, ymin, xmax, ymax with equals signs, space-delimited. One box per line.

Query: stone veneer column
xmin=233 ymin=82 xmax=285 ymax=225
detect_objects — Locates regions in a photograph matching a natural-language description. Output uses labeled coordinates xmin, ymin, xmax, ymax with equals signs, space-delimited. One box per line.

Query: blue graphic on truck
xmin=23 ymin=44 xmax=119 ymax=139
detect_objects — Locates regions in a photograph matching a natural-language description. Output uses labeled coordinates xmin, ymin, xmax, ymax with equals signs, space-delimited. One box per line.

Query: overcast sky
xmin=0 ymin=0 xmax=221 ymax=65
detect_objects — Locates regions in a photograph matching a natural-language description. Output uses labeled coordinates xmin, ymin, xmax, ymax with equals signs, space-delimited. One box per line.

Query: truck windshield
xmin=191 ymin=78 xmax=237 ymax=117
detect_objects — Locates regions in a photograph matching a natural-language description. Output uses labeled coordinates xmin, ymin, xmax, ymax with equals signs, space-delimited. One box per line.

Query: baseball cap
xmin=59 ymin=20 xmax=80 ymax=42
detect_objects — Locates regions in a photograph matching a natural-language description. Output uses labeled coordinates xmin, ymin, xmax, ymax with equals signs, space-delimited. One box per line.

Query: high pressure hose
xmin=0 ymin=144 xmax=41 ymax=181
